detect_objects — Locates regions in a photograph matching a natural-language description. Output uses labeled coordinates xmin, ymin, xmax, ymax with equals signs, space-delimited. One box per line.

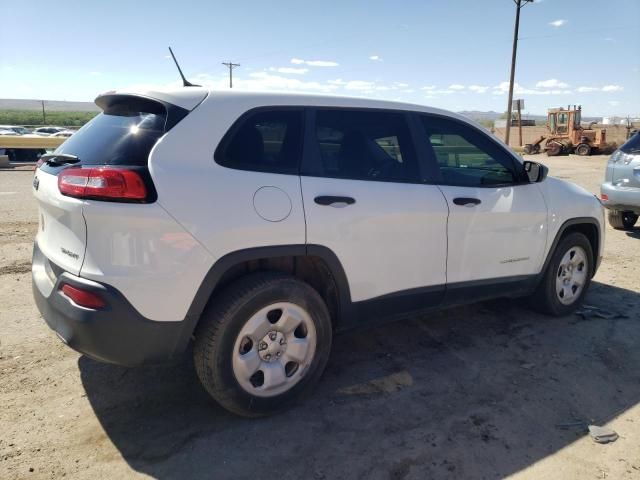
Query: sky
xmin=1 ymin=0 xmax=638 ymax=116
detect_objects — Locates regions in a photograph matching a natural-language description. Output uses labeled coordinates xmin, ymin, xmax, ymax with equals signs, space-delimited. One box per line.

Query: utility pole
xmin=505 ymin=0 xmax=533 ymax=146
xmin=222 ymin=61 xmax=240 ymax=88
xmin=41 ymin=100 xmax=46 ymax=125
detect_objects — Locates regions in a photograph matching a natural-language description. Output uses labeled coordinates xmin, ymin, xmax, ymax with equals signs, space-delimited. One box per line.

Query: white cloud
xmin=369 ymin=55 xmax=382 ymax=61
xmin=269 ymin=67 xmax=309 ymax=75
xmin=184 ymin=71 xmax=340 ymax=94
xmin=307 ymin=60 xmax=339 ymax=67
xmin=609 ymin=100 xmax=620 ymax=106
xmin=577 ymin=86 xmax=599 ymax=93
xmin=448 ymin=84 xmax=465 ymax=90
xmin=291 ymin=58 xmax=339 ymax=67
xmin=394 ymin=82 xmax=409 ymax=88
xmin=343 ymin=80 xmax=376 ymax=91
xmin=492 ymin=81 xmax=572 ymax=96
xmin=430 ymin=89 xmax=457 ymax=95
xmin=549 ymin=19 xmax=567 ymax=27
xmin=536 ymin=78 xmax=569 ymax=88
xmin=468 ymin=85 xmax=489 ymax=93
xmin=421 ymin=85 xmax=436 ymax=90
xmin=602 ymin=84 xmax=623 ymax=92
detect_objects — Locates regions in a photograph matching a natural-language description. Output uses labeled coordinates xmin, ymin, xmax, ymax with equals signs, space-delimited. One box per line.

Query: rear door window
xmin=305 ymin=109 xmax=420 ymax=183
xmin=216 ymin=109 xmax=303 ymax=174
xmin=54 ymin=96 xmax=186 ymax=166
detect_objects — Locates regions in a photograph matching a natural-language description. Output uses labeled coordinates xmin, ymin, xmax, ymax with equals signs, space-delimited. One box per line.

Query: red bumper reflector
xmin=600 ymin=194 xmax=609 ymax=201
xmin=61 ymin=284 xmax=106 ymax=309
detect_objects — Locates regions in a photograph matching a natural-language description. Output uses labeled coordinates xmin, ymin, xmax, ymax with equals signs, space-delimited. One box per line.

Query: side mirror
xmin=523 ymin=160 xmax=548 ymax=183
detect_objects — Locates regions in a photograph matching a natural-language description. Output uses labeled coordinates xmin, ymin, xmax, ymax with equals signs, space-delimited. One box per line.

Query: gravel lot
xmin=1 ymin=155 xmax=639 ymax=480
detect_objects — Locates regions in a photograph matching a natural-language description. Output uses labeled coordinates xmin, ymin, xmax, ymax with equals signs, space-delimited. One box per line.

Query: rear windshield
xmin=620 ymin=132 xmax=640 ymax=154
xmin=55 ymin=96 xmax=187 ymax=166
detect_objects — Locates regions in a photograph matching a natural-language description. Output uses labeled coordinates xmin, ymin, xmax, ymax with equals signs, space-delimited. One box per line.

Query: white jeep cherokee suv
xmin=32 ymin=88 xmax=604 ymax=416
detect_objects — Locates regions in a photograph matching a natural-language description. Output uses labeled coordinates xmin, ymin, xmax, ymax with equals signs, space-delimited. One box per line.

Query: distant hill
xmin=458 ymin=110 xmax=503 ymax=121
xmin=0 ymin=99 xmax=99 ymax=112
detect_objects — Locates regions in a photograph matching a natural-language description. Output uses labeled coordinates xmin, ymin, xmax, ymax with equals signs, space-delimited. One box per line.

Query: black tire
xmin=546 ymin=142 xmax=562 ymax=156
xmin=608 ymin=210 xmax=638 ymax=230
xmin=575 ymin=143 xmax=591 ymax=156
xmin=193 ymin=272 xmax=332 ymax=417
xmin=530 ymin=232 xmax=594 ymax=316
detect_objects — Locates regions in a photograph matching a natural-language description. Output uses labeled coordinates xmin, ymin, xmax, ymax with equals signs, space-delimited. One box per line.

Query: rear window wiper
xmin=40 ymin=153 xmax=80 ymax=166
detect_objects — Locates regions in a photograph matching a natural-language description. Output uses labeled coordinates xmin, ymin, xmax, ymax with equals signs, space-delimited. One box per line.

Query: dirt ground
xmin=1 ymin=155 xmax=639 ymax=480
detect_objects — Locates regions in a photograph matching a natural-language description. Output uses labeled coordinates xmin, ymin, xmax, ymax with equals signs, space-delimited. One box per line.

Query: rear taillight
xmin=601 ymin=193 xmax=609 ymax=201
xmin=60 ymin=284 xmax=106 ymax=309
xmin=58 ymin=167 xmax=148 ymax=201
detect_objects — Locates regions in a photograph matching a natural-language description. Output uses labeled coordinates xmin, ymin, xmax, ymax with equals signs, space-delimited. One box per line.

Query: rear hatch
xmin=608 ymin=133 xmax=640 ymax=188
xmin=33 ymin=94 xmax=190 ymax=276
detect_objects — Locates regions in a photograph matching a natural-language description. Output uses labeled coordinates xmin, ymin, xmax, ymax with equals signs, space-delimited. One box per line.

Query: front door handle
xmin=314 ymin=196 xmax=356 ymax=207
xmin=453 ymin=197 xmax=481 ymax=206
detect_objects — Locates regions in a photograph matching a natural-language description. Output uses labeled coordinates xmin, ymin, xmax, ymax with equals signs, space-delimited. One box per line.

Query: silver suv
xmin=601 ymin=132 xmax=640 ymax=230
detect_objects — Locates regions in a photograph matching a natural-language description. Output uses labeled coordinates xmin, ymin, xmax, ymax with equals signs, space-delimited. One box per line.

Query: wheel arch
xmin=541 ymin=217 xmax=601 ymax=279
xmin=175 ymin=244 xmax=353 ymax=352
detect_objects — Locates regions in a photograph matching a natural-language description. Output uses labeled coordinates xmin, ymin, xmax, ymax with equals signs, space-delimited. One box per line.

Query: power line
xmin=222 ymin=62 xmax=240 ymax=88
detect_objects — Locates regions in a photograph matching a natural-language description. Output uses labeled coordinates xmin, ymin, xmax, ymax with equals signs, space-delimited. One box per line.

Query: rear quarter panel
xmin=80 ymin=201 xmax=214 ymax=322
xmin=148 ymin=95 xmax=307 ymax=264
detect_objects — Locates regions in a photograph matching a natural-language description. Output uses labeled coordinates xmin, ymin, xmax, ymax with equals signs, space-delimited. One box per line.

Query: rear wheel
xmin=546 ymin=141 xmax=562 ymax=156
xmin=575 ymin=143 xmax=591 ymax=156
xmin=530 ymin=232 xmax=593 ymax=316
xmin=193 ymin=272 xmax=332 ymax=417
xmin=608 ymin=210 xmax=638 ymax=230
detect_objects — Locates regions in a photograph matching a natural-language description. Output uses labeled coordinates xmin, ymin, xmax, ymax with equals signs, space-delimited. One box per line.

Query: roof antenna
xmin=168 ymin=46 xmax=200 ymax=87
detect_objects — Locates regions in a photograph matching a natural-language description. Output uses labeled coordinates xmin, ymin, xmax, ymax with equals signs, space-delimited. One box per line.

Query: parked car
xmin=32 ymin=89 xmax=605 ymax=417
xmin=601 ymin=132 xmax=640 ymax=230
xmin=0 ymin=125 xmax=31 ymax=135
xmin=51 ymin=130 xmax=75 ymax=138
xmin=33 ymin=126 xmax=66 ymax=136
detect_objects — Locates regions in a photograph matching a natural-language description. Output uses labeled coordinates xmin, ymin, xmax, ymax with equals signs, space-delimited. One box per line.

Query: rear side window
xmin=620 ymin=132 xmax=640 ymax=154
xmin=216 ymin=109 xmax=303 ymax=174
xmin=420 ymin=115 xmax=518 ymax=187
xmin=307 ymin=109 xmax=419 ymax=182
xmin=55 ymin=96 xmax=187 ymax=166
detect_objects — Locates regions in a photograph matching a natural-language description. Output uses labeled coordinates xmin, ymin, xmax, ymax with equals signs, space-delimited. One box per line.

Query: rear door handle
xmin=314 ymin=196 xmax=356 ymax=207
xmin=453 ymin=197 xmax=481 ymax=206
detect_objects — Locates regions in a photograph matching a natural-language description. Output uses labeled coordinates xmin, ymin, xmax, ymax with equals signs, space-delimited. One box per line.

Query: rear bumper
xmin=32 ymin=242 xmax=192 ymax=366
xmin=600 ymin=182 xmax=640 ymax=213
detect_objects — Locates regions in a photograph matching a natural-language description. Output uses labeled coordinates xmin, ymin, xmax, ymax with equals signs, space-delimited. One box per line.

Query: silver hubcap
xmin=555 ymin=246 xmax=588 ymax=305
xmin=232 ymin=302 xmax=316 ymax=397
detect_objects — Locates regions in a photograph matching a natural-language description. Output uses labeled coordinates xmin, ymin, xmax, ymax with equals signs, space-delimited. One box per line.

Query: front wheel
xmin=530 ymin=232 xmax=593 ymax=316
xmin=193 ymin=273 xmax=332 ymax=417
xmin=575 ymin=143 xmax=591 ymax=156
xmin=608 ymin=210 xmax=638 ymax=230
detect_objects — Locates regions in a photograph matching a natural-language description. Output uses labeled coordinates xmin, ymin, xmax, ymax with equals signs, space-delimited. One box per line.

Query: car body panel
xmin=437 ymin=183 xmax=548 ymax=283
xmin=601 ymin=137 xmax=640 ymax=213
xmin=301 ymin=176 xmax=448 ymax=301
xmin=537 ymin=176 xmax=605 ymax=264
xmin=33 ymin=169 xmax=86 ymax=276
